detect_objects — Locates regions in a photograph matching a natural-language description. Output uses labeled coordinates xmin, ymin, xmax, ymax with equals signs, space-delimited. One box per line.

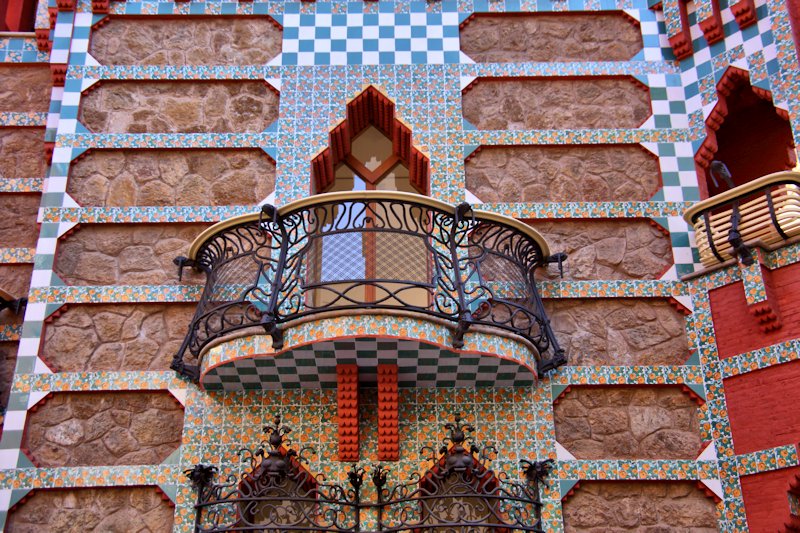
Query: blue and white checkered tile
xmin=282 ymin=10 xmax=461 ymax=66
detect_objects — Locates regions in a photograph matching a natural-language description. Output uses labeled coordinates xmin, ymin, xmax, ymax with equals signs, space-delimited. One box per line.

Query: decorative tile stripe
xmin=550 ymin=365 xmax=705 ymax=386
xmin=0 ymin=465 xmax=182 ymax=490
xmin=0 ymin=37 xmax=48 ymax=63
xmin=28 ymin=285 xmax=203 ymax=304
xmin=12 ymin=371 xmax=189 ymax=394
xmin=0 ymin=178 xmax=44 ymax=192
xmin=538 ymin=280 xmax=688 ymax=298
xmin=0 ymin=113 xmax=47 ymax=127
xmin=477 ymin=202 xmax=693 ymax=219
xmin=58 ymin=132 xmax=278 ymax=149
xmin=461 ymin=127 xmax=697 ymax=145
xmin=69 ymin=65 xmax=282 ymax=80
xmin=718 ymin=339 xmax=800 ymax=379
xmin=0 ymin=325 xmax=22 ymax=342
xmin=0 ymin=249 xmax=35 ymax=264
xmin=461 ymin=61 xmax=680 ymax=77
xmin=735 ymin=444 xmax=800 ymax=476
xmin=557 ymin=459 xmax=720 ymax=481
xmin=42 ymin=206 xmax=255 ymax=224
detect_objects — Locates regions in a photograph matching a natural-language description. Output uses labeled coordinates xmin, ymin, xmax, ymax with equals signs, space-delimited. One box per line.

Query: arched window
xmin=696 ymin=67 xmax=795 ymax=198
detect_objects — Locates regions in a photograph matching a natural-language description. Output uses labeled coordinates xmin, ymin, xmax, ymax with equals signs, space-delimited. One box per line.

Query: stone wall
xmin=530 ymin=219 xmax=672 ymax=280
xmin=0 ymin=341 xmax=19 ymax=409
xmin=0 ymin=265 xmax=33 ymax=300
xmin=0 ymin=194 xmax=40 ymax=248
xmin=24 ymin=392 xmax=183 ymax=467
xmin=554 ymin=386 xmax=702 ymax=459
xmin=90 ymin=17 xmax=282 ymax=65
xmin=68 ymin=149 xmax=275 ymax=206
xmin=562 ymin=481 xmax=718 ymax=532
xmin=79 ymin=81 xmax=279 ymax=133
xmin=465 ymin=145 xmax=660 ymax=202
xmin=462 ymin=78 xmax=651 ymax=130
xmin=0 ymin=129 xmax=46 ymax=178
xmin=55 ymin=224 xmax=208 ymax=286
xmin=42 ymin=304 xmax=196 ymax=372
xmin=6 ymin=487 xmax=174 ymax=532
xmin=460 ymin=13 xmax=642 ymax=63
xmin=544 ymin=298 xmax=690 ymax=366
xmin=0 ymin=66 xmax=51 ymax=112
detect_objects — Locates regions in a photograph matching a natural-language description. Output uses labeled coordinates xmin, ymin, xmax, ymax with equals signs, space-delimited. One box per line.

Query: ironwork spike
xmin=184 ymin=464 xmax=217 ymax=490
xmin=371 ymin=464 xmax=389 ymax=490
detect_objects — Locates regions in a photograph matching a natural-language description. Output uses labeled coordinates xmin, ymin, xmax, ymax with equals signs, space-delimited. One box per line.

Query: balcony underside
xmin=200 ymin=313 xmax=538 ymax=391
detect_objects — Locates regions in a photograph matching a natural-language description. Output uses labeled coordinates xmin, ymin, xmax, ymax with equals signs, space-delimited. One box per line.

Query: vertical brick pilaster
xmin=337 ymin=364 xmax=359 ymax=462
xmin=377 ymin=364 xmax=399 ymax=461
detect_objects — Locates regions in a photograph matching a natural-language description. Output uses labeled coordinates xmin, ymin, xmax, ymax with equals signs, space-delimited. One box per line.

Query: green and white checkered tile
xmin=202 ymin=338 xmax=536 ymax=391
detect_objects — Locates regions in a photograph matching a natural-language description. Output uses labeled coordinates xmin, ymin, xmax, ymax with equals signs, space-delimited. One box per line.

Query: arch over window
xmin=695 ymin=67 xmax=795 ymax=198
xmin=312 ymin=86 xmax=430 ymax=195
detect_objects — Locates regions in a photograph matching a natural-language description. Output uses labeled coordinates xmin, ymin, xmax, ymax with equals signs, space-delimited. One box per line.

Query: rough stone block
xmin=23 ymin=391 xmax=184 ymax=467
xmin=42 ymin=303 xmax=196 ymax=372
xmin=6 ymin=486 xmax=174 ymax=532
xmin=0 ymin=66 xmax=52 ymax=113
xmin=562 ymin=481 xmax=717 ymax=532
xmin=462 ymin=77 xmax=651 ymax=130
xmin=0 ymin=194 xmax=40 ymax=248
xmin=554 ymin=386 xmax=702 ymax=460
xmin=544 ymin=298 xmax=690 ymax=366
xmin=79 ymin=81 xmax=279 ymax=134
xmin=90 ymin=16 xmax=282 ymax=65
xmin=530 ymin=219 xmax=672 ymax=280
xmin=69 ymin=149 xmax=275 ymax=207
xmin=0 ymin=128 xmax=46 ymax=179
xmin=55 ymin=223 xmax=209 ymax=286
xmin=466 ymin=145 xmax=661 ymax=203
xmin=460 ymin=12 xmax=642 ymax=63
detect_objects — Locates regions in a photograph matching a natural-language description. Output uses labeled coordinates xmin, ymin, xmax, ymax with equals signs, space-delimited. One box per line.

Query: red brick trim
xmin=35 ymin=28 xmax=51 ymax=52
xmin=698 ymin=0 xmax=724 ymax=45
xmin=668 ymin=0 xmax=693 ymax=60
xmin=337 ymin=364 xmax=359 ymax=462
xmin=377 ymin=364 xmax=399 ymax=461
xmin=731 ymin=0 xmax=757 ymax=29
xmin=50 ymin=64 xmax=67 ymax=87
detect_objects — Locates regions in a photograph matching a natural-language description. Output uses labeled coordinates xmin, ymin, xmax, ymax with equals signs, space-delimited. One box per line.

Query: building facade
xmin=0 ymin=0 xmax=799 ymax=530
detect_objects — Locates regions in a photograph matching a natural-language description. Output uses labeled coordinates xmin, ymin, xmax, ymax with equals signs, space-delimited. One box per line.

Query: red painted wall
xmin=709 ymin=261 xmax=800 ymax=358
xmin=741 ymin=465 xmax=800 ymax=532
xmin=724 ymin=360 xmax=800 ymax=455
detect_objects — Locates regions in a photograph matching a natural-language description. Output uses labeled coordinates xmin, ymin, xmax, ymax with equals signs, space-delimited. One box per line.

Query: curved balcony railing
xmin=172 ymin=191 xmax=566 ymax=380
xmin=684 ymin=171 xmax=800 ymax=268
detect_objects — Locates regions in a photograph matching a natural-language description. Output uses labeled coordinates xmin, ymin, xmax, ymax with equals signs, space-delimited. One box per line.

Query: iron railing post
xmin=259 ymin=204 xmax=288 ymax=350
xmin=449 ymin=202 xmax=474 ymax=349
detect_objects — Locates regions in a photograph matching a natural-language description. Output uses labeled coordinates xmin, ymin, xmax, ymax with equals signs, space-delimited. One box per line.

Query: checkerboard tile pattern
xmin=282 ymin=10 xmax=462 ymax=65
xmin=203 ymin=338 xmax=536 ymax=390
xmin=0 ymin=0 xmax=797 ymax=530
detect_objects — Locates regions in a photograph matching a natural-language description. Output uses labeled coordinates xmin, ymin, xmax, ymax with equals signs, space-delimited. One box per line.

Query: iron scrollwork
xmin=172 ymin=192 xmax=566 ymax=379
xmin=188 ymin=416 xmax=553 ymax=532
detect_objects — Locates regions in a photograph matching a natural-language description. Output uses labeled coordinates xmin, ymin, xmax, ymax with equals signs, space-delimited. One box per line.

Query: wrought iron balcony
xmin=185 ymin=415 xmax=553 ymax=532
xmin=173 ymin=191 xmax=565 ymax=381
xmin=684 ymin=170 xmax=800 ymax=268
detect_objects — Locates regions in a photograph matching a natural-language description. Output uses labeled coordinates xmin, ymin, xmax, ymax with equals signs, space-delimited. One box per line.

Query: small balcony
xmin=684 ymin=170 xmax=800 ymax=269
xmin=172 ymin=191 xmax=565 ymax=389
